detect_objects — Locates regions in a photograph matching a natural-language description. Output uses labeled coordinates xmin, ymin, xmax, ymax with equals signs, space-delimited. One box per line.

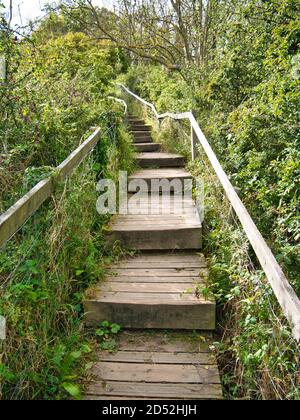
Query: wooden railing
xmin=118 ymin=83 xmax=300 ymax=342
xmin=0 ymin=95 xmax=129 ymax=250
xmin=0 ymin=128 xmax=101 ymax=249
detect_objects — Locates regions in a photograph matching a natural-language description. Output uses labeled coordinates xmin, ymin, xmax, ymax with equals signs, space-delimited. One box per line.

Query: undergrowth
xmin=0 ymin=120 xmax=134 ymax=400
xmin=190 ymin=156 xmax=300 ymax=400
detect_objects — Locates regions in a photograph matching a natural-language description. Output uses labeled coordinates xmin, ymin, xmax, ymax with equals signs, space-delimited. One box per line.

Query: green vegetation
xmin=0 ymin=6 xmax=133 ymax=400
xmin=0 ymin=0 xmax=299 ymax=400
xmin=96 ymin=321 xmax=121 ymax=353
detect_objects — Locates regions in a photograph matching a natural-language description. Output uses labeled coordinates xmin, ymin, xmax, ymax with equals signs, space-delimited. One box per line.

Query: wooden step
xmin=134 ymin=143 xmax=161 ymax=152
xmin=129 ymin=168 xmax=193 ymax=192
xmin=136 ymin=152 xmax=185 ymax=168
xmin=133 ymin=131 xmax=153 ymax=140
xmin=84 ymin=332 xmax=222 ymax=400
xmin=128 ymin=116 xmax=143 ymax=121
xmin=133 ymin=136 xmax=152 ymax=144
xmin=130 ymin=125 xmax=152 ymax=132
xmin=84 ymin=254 xmax=215 ymax=330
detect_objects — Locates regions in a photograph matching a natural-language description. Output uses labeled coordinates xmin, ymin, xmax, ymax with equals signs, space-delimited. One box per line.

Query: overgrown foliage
xmin=0 ymin=7 xmax=133 ymax=399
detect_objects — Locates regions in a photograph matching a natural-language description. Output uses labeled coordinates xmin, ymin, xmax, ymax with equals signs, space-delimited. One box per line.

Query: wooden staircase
xmin=84 ymin=115 xmax=221 ymax=400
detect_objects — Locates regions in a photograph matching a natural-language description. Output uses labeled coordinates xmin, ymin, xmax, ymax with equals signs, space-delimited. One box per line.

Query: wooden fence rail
xmin=0 ymin=128 xmax=101 ymax=249
xmin=117 ymin=83 xmax=300 ymax=342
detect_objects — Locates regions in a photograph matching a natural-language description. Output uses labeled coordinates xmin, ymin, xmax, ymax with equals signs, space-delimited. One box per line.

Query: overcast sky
xmin=2 ymin=0 xmax=113 ymax=27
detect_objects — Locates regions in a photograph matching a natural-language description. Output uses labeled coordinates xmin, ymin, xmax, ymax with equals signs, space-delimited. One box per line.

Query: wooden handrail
xmin=0 ymin=128 xmax=101 ymax=249
xmin=117 ymin=83 xmax=300 ymax=342
xmin=108 ymin=96 xmax=128 ymax=114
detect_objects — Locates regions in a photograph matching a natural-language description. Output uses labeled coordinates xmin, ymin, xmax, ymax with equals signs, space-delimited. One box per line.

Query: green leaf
xmin=75 ymin=270 xmax=85 ymax=277
xmin=111 ymin=324 xmax=121 ymax=334
xmin=62 ymin=382 xmax=81 ymax=400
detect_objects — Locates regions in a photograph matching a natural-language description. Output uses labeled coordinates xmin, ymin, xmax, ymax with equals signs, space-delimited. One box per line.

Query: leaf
xmin=62 ymin=382 xmax=81 ymax=400
xmin=75 ymin=270 xmax=85 ymax=277
xmin=111 ymin=324 xmax=121 ymax=334
xmin=81 ymin=344 xmax=92 ymax=354
xmin=70 ymin=350 xmax=82 ymax=360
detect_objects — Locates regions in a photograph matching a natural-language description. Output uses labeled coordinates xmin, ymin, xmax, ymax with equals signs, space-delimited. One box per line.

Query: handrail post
xmin=191 ymin=123 xmax=198 ymax=161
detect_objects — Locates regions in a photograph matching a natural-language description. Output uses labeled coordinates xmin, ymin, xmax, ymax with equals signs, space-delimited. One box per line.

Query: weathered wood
xmin=89 ymin=291 xmax=210 ymax=303
xmin=86 ymin=382 xmax=223 ymax=400
xmin=191 ymin=126 xmax=198 ymax=161
xmin=129 ymin=168 xmax=192 ymax=180
xmin=136 ymin=152 xmax=185 ymax=168
xmin=128 ymin=168 xmax=193 ymax=193
xmin=118 ymin=332 xmax=213 ymax=353
xmin=84 ymin=253 xmax=214 ymax=330
xmin=84 ymin=300 xmax=215 ymax=329
xmin=105 ymin=275 xmax=208 ymax=283
xmin=97 ymin=351 xmax=215 ymax=364
xmin=113 ymin=261 xmax=206 ymax=269
xmin=133 ymin=136 xmax=152 ymax=144
xmin=132 ymin=130 xmax=152 ymax=136
xmin=106 ymin=193 xmax=202 ymax=249
xmin=110 ymin=268 xmax=204 ymax=276
xmin=105 ymin=227 xmax=202 ymax=250
xmin=121 ymin=253 xmax=206 ymax=262
xmin=99 ymin=282 xmax=202 ymax=293
xmin=91 ymin=362 xmax=220 ymax=384
xmin=113 ymin=251 xmax=207 ymax=262
xmin=131 ymin=125 xmax=152 ymax=132
xmin=0 ymin=128 xmax=101 ymax=248
xmin=120 ymin=84 xmax=300 ymax=342
xmin=134 ymin=143 xmax=161 ymax=152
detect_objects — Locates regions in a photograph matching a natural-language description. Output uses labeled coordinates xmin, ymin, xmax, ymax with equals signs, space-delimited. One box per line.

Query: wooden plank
xmin=132 ymin=130 xmax=152 ymax=135
xmin=118 ymin=332 xmax=213 ymax=353
xmin=134 ymin=143 xmax=161 ymax=152
xmin=136 ymin=153 xmax=184 ymax=159
xmin=136 ymin=153 xmax=185 ymax=168
xmin=105 ymin=227 xmax=202 ymax=250
xmin=99 ymin=282 xmax=201 ymax=293
xmin=0 ymin=128 xmax=101 ymax=248
xmin=131 ymin=127 xmax=152 ymax=133
xmin=89 ymin=291 xmax=209 ymax=304
xmin=91 ymin=362 xmax=221 ymax=384
xmin=98 ymin=351 xmax=215 ymax=365
xmin=111 ymin=223 xmax=201 ymax=230
xmin=85 ymin=395 xmax=175 ymax=400
xmin=0 ymin=179 xmax=53 ymax=249
xmin=112 ymin=262 xmax=206 ymax=269
xmin=105 ymin=275 xmax=208 ymax=283
xmin=109 ymin=268 xmax=203 ymax=277
xmin=129 ymin=168 xmax=192 ymax=179
xmin=122 ymin=253 xmax=206 ymax=262
xmin=84 ymin=300 xmax=215 ymax=329
xmin=133 ymin=137 xmax=152 ymax=144
xmin=56 ymin=128 xmax=101 ymax=181
xmin=86 ymin=381 xmax=222 ymax=400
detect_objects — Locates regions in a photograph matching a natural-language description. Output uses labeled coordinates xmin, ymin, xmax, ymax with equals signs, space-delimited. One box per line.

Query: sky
xmin=2 ymin=0 xmax=113 ymax=28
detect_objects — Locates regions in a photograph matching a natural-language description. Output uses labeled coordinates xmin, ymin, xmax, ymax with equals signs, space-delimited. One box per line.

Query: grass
xmin=0 ymin=120 xmax=135 ymax=400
